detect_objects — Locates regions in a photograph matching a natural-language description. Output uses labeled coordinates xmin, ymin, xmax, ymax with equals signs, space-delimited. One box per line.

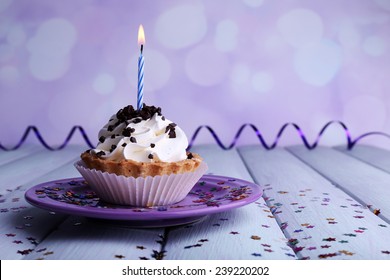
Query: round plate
xmin=25 ymin=175 xmax=262 ymax=227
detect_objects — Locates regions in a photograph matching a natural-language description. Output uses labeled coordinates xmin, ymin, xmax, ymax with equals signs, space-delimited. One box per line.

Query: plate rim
xmin=25 ymin=174 xmax=263 ymax=221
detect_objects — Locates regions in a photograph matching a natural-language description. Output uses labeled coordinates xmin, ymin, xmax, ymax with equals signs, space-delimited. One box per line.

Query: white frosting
xmin=92 ymin=113 xmax=188 ymax=163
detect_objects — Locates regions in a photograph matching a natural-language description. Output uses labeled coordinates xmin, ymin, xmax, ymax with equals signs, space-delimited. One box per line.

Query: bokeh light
xmin=0 ymin=0 xmax=389 ymax=148
xmin=155 ymin=4 xmax=207 ymax=49
xmin=277 ymin=9 xmax=324 ymax=49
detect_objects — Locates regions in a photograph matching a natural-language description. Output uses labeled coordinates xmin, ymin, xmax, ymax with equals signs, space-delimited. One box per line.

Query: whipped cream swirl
xmin=91 ymin=105 xmax=188 ymax=163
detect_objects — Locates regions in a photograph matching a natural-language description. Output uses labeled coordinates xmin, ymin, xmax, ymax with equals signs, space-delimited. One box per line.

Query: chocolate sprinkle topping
xmin=96 ymin=151 xmax=106 ymax=157
xmin=165 ymin=123 xmax=177 ymax=138
xmin=133 ymin=118 xmax=142 ymax=124
xmin=99 ymin=136 xmax=106 ymax=143
xmin=150 ymin=143 xmax=155 ymax=148
xmin=121 ymin=143 xmax=127 ymax=147
xmin=122 ymin=127 xmax=132 ymax=137
xmin=148 ymin=154 xmax=154 ymax=159
xmin=115 ymin=104 xmax=163 ymax=123
xmin=187 ymin=153 xmax=194 ymax=159
xmin=109 ymin=144 xmax=117 ymax=153
xmin=130 ymin=137 xmax=137 ymax=143
xmin=110 ymin=134 xmax=116 ymax=139
xmin=168 ymin=130 xmax=176 ymax=138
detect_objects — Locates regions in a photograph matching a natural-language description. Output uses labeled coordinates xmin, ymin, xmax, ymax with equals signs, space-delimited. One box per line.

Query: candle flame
xmin=138 ymin=24 xmax=145 ymax=46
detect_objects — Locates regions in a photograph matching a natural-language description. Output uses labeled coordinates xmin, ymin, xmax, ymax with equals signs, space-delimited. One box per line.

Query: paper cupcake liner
xmin=74 ymin=160 xmax=208 ymax=207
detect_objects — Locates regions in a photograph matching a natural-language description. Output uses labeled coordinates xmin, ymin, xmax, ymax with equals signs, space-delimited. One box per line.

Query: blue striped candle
xmin=137 ymin=25 xmax=145 ymax=111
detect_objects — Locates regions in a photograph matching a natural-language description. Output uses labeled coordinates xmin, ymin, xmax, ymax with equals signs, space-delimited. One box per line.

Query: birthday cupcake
xmin=75 ymin=104 xmax=207 ymax=206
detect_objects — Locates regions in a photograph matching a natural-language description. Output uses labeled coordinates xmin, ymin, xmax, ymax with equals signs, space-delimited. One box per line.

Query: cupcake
xmin=75 ymin=104 xmax=207 ymax=206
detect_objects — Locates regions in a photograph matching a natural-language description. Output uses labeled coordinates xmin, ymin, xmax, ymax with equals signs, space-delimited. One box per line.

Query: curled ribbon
xmin=0 ymin=122 xmax=389 ymax=151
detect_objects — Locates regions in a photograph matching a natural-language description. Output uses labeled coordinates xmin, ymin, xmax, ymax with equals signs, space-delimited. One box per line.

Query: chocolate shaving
xmin=121 ymin=143 xmax=127 ymax=147
xmin=114 ymin=104 xmax=163 ymax=123
xmin=165 ymin=123 xmax=177 ymax=138
xmin=96 ymin=151 xmax=106 ymax=157
xmin=168 ymin=130 xmax=176 ymax=138
xmin=122 ymin=128 xmax=132 ymax=137
xmin=148 ymin=154 xmax=154 ymax=159
xmin=150 ymin=143 xmax=155 ymax=148
xmin=99 ymin=136 xmax=106 ymax=143
xmin=130 ymin=137 xmax=137 ymax=143
xmin=109 ymin=144 xmax=117 ymax=153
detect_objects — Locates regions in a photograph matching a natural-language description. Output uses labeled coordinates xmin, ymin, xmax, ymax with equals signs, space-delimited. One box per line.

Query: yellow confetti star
xmin=339 ymin=250 xmax=354 ymax=256
xmin=373 ymin=209 xmax=381 ymax=215
xmin=251 ymin=235 xmax=261 ymax=240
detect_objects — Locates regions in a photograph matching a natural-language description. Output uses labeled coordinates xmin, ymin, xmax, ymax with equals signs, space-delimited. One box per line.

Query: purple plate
xmin=25 ymin=175 xmax=262 ymax=227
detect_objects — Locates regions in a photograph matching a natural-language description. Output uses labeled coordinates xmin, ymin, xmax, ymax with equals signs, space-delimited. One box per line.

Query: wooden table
xmin=1 ymin=144 xmax=390 ymax=260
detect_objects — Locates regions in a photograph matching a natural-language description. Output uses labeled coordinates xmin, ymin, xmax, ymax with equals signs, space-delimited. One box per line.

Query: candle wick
xmin=140 ymin=44 xmax=143 ymax=54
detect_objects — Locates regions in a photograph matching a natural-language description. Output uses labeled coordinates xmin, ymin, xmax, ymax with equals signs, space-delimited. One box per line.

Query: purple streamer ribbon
xmin=186 ymin=121 xmax=390 ymax=150
xmin=0 ymin=121 xmax=389 ymax=151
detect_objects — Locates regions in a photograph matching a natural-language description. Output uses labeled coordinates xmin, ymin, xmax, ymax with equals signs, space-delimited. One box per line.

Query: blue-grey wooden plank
xmin=164 ymin=145 xmax=297 ymax=259
xmin=335 ymin=145 xmax=390 ymax=174
xmin=238 ymin=145 xmax=390 ymax=260
xmin=288 ymin=145 xmax=390 ymax=223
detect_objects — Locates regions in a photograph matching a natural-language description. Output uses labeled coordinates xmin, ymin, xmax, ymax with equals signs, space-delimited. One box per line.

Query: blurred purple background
xmin=1 ymin=0 xmax=390 ymax=148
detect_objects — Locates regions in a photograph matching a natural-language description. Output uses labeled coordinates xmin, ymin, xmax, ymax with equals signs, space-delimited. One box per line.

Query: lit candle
xmin=137 ymin=24 xmax=145 ymax=111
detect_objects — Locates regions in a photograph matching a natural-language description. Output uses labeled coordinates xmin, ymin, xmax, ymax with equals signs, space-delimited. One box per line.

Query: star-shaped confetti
xmin=115 ymin=255 xmax=125 ymax=259
xmin=251 ymin=235 xmax=261 ymax=240
xmin=321 ymin=245 xmax=331 ymax=248
xmin=230 ymin=231 xmax=239 ymax=235
xmin=252 ymin=253 xmax=262 ymax=257
xmin=373 ymin=209 xmax=381 ymax=215
xmin=6 ymin=233 xmax=16 ymax=237
xmin=318 ymin=253 xmax=338 ymax=259
xmin=339 ymin=250 xmax=354 ymax=256
xmin=17 ymin=249 xmax=33 ymax=255
xmin=381 ymin=251 xmax=390 ymax=254
xmin=151 ymin=250 xmax=165 ymax=260
xmin=323 ymin=237 xmax=336 ymax=242
xmin=139 ymin=257 xmax=149 ymax=260
xmin=339 ymin=240 xmax=348 ymax=243
xmin=293 ymin=247 xmax=304 ymax=253
xmin=198 ymin=239 xmax=208 ymax=243
xmin=136 ymin=246 xmax=146 ymax=250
